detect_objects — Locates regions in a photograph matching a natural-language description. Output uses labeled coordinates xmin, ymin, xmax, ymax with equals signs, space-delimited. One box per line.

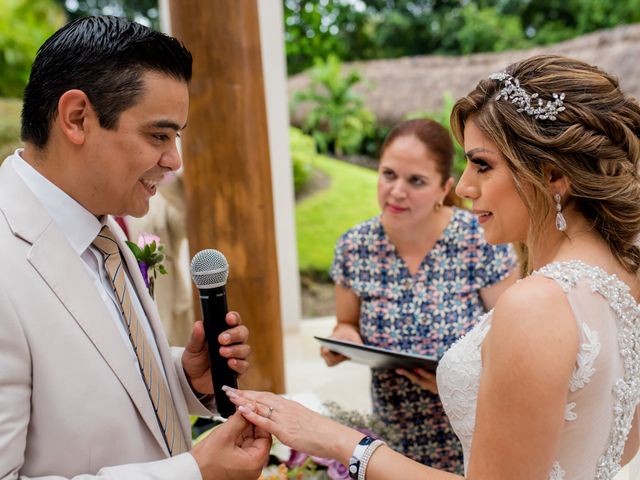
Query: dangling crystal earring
xmin=554 ymin=193 xmax=567 ymax=232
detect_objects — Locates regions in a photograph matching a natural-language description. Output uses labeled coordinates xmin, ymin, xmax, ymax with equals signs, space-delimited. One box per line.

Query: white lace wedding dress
xmin=437 ymin=261 xmax=640 ymax=479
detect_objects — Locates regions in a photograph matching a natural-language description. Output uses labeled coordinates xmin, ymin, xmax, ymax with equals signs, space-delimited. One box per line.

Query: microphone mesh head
xmin=190 ymin=249 xmax=229 ymax=288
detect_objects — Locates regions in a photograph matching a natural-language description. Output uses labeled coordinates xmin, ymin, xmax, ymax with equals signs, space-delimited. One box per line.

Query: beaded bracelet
xmin=348 ymin=436 xmax=385 ymax=480
xmin=357 ymin=439 xmax=384 ymax=480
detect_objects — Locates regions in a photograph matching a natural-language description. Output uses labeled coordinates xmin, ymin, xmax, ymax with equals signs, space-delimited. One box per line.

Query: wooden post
xmin=168 ymin=0 xmax=285 ymax=393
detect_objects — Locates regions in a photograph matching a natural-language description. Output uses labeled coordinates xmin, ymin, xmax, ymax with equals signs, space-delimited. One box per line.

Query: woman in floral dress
xmin=322 ymin=118 xmax=518 ymax=473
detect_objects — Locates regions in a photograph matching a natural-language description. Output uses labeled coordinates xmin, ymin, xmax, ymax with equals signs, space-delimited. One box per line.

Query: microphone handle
xmin=199 ymin=285 xmax=238 ymax=418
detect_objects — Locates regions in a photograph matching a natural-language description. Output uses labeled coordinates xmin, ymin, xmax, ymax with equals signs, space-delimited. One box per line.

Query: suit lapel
xmin=0 ymin=161 xmax=172 ymax=454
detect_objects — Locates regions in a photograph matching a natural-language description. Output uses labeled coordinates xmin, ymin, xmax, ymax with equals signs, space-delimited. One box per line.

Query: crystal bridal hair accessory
xmin=489 ymin=72 xmax=566 ymax=121
xmin=554 ymin=193 xmax=567 ymax=232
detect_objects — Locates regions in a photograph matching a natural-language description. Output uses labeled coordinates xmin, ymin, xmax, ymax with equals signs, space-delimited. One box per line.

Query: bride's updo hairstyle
xmin=451 ymin=54 xmax=640 ymax=274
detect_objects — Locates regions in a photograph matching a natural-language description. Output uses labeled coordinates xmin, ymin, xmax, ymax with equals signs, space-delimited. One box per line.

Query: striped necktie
xmin=93 ymin=225 xmax=188 ymax=455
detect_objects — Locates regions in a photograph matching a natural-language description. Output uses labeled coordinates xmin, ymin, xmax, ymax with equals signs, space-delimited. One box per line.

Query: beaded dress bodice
xmin=437 ymin=261 xmax=640 ymax=479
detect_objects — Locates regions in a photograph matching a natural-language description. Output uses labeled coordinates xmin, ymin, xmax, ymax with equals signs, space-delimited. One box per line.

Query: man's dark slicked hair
xmin=21 ymin=15 xmax=192 ymax=148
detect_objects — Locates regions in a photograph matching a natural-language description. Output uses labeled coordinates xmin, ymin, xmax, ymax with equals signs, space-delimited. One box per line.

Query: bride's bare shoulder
xmin=486 ymin=274 xmax=579 ymax=363
xmin=493 ymin=273 xmax=569 ymax=318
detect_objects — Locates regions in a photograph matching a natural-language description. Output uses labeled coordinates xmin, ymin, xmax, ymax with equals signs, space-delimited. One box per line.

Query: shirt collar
xmin=10 ymin=149 xmax=103 ymax=255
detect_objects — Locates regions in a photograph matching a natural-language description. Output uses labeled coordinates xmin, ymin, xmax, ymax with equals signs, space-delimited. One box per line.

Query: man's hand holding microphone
xmin=183 ymin=249 xmax=271 ymax=480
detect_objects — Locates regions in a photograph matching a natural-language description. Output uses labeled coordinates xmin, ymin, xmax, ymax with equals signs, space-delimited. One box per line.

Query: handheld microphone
xmin=190 ymin=249 xmax=237 ymax=418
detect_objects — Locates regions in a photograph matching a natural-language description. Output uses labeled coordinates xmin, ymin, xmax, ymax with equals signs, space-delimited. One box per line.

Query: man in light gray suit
xmin=0 ymin=15 xmax=270 ymax=479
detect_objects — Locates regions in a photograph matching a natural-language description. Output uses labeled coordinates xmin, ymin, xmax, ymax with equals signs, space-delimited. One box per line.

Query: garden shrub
xmin=0 ymin=97 xmax=21 ymax=161
xmin=292 ymin=55 xmax=375 ymax=156
xmin=0 ymin=0 xmax=66 ymax=98
xmin=290 ymin=127 xmax=315 ymax=194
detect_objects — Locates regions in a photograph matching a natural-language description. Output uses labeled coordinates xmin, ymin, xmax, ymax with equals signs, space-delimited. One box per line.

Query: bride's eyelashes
xmin=469 ymin=156 xmax=491 ymax=173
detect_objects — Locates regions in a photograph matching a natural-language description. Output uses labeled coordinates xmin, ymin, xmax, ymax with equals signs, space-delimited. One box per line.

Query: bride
xmin=224 ymin=54 xmax=640 ymax=480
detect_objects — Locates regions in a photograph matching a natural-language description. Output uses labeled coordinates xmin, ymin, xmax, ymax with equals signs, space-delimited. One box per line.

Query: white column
xmin=158 ymin=0 xmax=171 ymax=34
xmin=257 ymin=0 xmax=302 ymax=333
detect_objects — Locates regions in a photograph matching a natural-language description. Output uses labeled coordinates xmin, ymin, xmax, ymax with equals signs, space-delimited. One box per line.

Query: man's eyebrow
xmin=465 ymin=147 xmax=492 ymax=158
xmin=144 ymin=119 xmax=187 ymax=131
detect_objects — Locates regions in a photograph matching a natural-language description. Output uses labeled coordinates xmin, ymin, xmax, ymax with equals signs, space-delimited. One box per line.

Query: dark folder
xmin=314 ymin=336 xmax=439 ymax=373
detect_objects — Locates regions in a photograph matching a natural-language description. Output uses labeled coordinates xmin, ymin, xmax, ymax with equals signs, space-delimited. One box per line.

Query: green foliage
xmin=456 ymin=4 xmax=532 ymax=54
xmin=290 ymin=127 xmax=315 ymax=194
xmin=293 ymin=55 xmax=375 ymax=156
xmin=284 ymin=0 xmax=640 ymax=73
xmin=292 ymin=160 xmax=312 ymax=195
xmin=0 ymin=0 xmax=66 ymax=98
xmin=296 ymin=149 xmax=379 ymax=276
xmin=59 ymin=0 xmax=160 ymax=30
xmin=360 ymin=123 xmax=391 ymax=160
xmin=407 ymin=92 xmax=466 ymax=180
xmin=0 ymin=97 xmax=21 ymax=161
xmin=125 ymin=239 xmax=166 ymax=272
xmin=284 ymin=0 xmax=370 ymax=75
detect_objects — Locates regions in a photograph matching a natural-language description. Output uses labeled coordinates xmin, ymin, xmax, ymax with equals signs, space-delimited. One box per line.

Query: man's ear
xmin=56 ymin=89 xmax=94 ymax=145
xmin=545 ymin=165 xmax=569 ymax=196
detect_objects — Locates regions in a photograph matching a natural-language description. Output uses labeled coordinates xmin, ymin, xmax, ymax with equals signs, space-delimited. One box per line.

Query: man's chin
xmin=122 ymin=201 xmax=151 ymax=218
xmin=128 ymin=207 xmax=150 ymax=218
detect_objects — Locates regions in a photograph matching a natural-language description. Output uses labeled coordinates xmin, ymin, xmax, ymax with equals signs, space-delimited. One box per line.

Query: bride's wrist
xmin=327 ymin=424 xmax=364 ymax=466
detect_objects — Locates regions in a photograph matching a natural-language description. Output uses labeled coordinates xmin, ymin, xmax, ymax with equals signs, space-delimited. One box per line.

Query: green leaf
xmin=125 ymin=241 xmax=144 ymax=259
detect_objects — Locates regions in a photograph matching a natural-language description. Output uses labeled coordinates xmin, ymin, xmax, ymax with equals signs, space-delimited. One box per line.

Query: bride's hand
xmin=222 ymin=386 xmax=361 ymax=462
xmin=396 ymin=368 xmax=438 ymax=394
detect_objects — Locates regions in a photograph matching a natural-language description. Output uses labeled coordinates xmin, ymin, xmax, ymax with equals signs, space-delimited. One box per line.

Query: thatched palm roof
xmin=288 ymin=23 xmax=640 ymax=126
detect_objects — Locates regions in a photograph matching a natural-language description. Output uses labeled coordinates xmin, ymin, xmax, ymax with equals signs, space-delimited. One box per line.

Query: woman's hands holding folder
xmin=322 ymin=285 xmax=363 ymax=366
xmin=397 ymin=368 xmax=439 ymax=394
xmin=320 ymin=323 xmax=363 ymax=367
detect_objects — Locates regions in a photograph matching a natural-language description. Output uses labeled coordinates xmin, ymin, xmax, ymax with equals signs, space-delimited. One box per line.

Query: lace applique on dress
xmin=561 ymin=322 xmax=601 ymax=422
xmin=538 ymin=261 xmax=640 ymax=480
xmin=549 ymin=461 xmax=566 ymax=479
xmin=436 ymin=312 xmax=492 ymax=471
xmin=570 ymin=322 xmax=600 ymax=392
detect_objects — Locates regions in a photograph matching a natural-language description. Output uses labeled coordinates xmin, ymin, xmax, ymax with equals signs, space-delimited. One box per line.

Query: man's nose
xmin=160 ymin=144 xmax=182 ymax=172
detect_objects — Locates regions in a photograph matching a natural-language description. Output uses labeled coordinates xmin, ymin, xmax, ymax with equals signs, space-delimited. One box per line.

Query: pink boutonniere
xmin=126 ymin=232 xmax=168 ymax=299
